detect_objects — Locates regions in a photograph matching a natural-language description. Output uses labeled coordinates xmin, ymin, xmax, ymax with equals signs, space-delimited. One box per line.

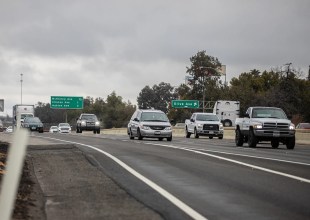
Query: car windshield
xmin=25 ymin=117 xmax=41 ymax=123
xmin=252 ymin=108 xmax=287 ymax=119
xmin=21 ymin=113 xmax=33 ymax=119
xmin=81 ymin=115 xmax=97 ymax=120
xmin=59 ymin=123 xmax=70 ymax=127
xmin=140 ymin=112 xmax=169 ymax=122
xmin=196 ymin=114 xmax=219 ymax=121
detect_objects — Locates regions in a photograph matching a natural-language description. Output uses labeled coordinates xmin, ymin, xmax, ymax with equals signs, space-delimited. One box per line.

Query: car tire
xmin=158 ymin=137 xmax=163 ymax=141
xmin=137 ymin=129 xmax=143 ymax=140
xmin=129 ymin=129 xmax=134 ymax=140
xmin=223 ymin=120 xmax=232 ymax=127
xmin=97 ymin=129 xmax=101 ymax=134
xmin=286 ymin=137 xmax=295 ymax=149
xmin=185 ymin=127 xmax=191 ymax=138
xmin=219 ymin=135 xmax=223 ymax=140
xmin=194 ymin=128 xmax=199 ymax=138
xmin=235 ymin=129 xmax=244 ymax=146
xmin=271 ymin=139 xmax=279 ymax=148
xmin=209 ymin=136 xmax=213 ymax=139
xmin=93 ymin=130 xmax=96 ymax=134
xmin=167 ymin=136 xmax=172 ymax=141
xmin=248 ymin=129 xmax=257 ymax=148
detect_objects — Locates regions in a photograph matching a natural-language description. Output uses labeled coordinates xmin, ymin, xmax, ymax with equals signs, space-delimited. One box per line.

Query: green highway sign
xmin=171 ymin=100 xmax=199 ymax=109
xmin=51 ymin=96 xmax=84 ymax=109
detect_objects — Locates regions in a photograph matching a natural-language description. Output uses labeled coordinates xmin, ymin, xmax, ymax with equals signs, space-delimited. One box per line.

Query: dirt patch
xmin=0 ymin=142 xmax=35 ymax=220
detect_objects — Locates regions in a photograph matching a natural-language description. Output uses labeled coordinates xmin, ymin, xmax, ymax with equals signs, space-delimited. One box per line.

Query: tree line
xmin=34 ymin=51 xmax=310 ymax=128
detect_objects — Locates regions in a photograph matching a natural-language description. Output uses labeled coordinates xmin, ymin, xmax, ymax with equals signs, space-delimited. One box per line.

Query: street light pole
xmin=20 ymin=73 xmax=23 ymax=104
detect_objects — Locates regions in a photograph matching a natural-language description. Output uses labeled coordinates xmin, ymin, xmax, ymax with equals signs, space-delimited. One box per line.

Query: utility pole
xmin=285 ymin=63 xmax=292 ymax=78
xmin=20 ymin=73 xmax=23 ymax=104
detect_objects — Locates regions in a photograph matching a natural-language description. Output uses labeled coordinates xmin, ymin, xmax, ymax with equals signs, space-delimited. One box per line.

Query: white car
xmin=49 ymin=126 xmax=58 ymax=133
xmin=58 ymin=123 xmax=71 ymax=133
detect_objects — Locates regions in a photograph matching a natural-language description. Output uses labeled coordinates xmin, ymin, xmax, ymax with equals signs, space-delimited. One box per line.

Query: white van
xmin=213 ymin=100 xmax=240 ymax=127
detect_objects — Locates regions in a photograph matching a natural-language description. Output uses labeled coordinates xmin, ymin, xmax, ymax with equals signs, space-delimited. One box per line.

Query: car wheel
xmin=209 ymin=136 xmax=213 ymax=139
xmin=158 ymin=137 xmax=163 ymax=141
xmin=185 ymin=127 xmax=191 ymax=138
xmin=167 ymin=136 xmax=172 ymax=141
xmin=219 ymin=135 xmax=223 ymax=140
xmin=194 ymin=128 xmax=199 ymax=138
xmin=97 ymin=129 xmax=101 ymax=134
xmin=286 ymin=137 xmax=295 ymax=149
xmin=129 ymin=129 xmax=134 ymax=140
xmin=137 ymin=129 xmax=143 ymax=140
xmin=235 ymin=129 xmax=244 ymax=146
xmin=271 ymin=139 xmax=279 ymax=148
xmin=93 ymin=130 xmax=96 ymax=134
xmin=223 ymin=120 xmax=232 ymax=127
xmin=248 ymin=129 xmax=257 ymax=148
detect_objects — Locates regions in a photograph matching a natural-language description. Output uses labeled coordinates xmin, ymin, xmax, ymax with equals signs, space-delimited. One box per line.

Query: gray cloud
xmin=0 ymin=0 xmax=309 ymax=115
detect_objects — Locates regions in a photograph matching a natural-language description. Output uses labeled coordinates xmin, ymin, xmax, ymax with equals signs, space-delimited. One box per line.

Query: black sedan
xmin=22 ymin=117 xmax=44 ymax=133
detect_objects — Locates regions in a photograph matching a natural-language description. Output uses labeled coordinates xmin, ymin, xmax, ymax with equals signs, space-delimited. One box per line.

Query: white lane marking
xmin=39 ymin=136 xmax=207 ymax=220
xmin=189 ymin=148 xmax=310 ymax=166
xmin=146 ymin=143 xmax=310 ymax=184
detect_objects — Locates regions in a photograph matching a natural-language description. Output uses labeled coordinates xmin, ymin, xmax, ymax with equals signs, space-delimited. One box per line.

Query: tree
xmin=185 ymin=50 xmax=222 ymax=110
xmin=137 ymin=82 xmax=177 ymax=113
xmin=103 ymin=91 xmax=136 ymax=128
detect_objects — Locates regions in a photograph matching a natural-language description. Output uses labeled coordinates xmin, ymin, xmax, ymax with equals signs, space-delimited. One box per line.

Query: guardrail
xmin=103 ymin=127 xmax=310 ymax=145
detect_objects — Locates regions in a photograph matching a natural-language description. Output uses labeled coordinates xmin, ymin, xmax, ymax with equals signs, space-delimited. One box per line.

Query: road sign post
xmin=171 ymin=100 xmax=199 ymax=109
xmin=50 ymin=96 xmax=83 ymax=109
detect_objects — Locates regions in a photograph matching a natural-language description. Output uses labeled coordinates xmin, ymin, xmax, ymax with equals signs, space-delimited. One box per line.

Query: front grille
xmin=203 ymin=124 xmax=219 ymax=130
xmin=86 ymin=122 xmax=95 ymax=126
xmin=61 ymin=128 xmax=69 ymax=131
xmin=263 ymin=122 xmax=289 ymax=130
xmin=149 ymin=126 xmax=165 ymax=130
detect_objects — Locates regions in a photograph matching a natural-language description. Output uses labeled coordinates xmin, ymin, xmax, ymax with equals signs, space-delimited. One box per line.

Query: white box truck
xmin=213 ymin=100 xmax=240 ymax=127
xmin=13 ymin=104 xmax=35 ymax=128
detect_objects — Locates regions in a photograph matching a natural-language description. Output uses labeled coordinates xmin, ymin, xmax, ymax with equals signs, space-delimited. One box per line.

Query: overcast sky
xmin=1 ymin=0 xmax=309 ymax=116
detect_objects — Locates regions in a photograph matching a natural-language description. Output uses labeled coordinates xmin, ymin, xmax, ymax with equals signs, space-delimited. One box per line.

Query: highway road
xmin=30 ymin=132 xmax=310 ymax=220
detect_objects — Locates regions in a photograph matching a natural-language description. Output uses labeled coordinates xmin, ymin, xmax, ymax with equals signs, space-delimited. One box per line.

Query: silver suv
xmin=76 ymin=113 xmax=101 ymax=134
xmin=127 ymin=109 xmax=173 ymax=141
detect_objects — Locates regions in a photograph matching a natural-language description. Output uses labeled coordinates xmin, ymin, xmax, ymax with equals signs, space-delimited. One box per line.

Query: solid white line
xmin=40 ymin=136 xmax=207 ymax=220
xmin=190 ymin=148 xmax=310 ymax=166
xmin=148 ymin=143 xmax=310 ymax=184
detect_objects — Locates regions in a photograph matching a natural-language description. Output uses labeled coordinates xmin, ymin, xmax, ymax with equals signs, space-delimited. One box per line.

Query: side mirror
xmin=134 ymin=118 xmax=139 ymax=122
xmin=190 ymin=118 xmax=195 ymax=122
xmin=170 ymin=119 xmax=174 ymax=123
xmin=244 ymin=113 xmax=250 ymax=118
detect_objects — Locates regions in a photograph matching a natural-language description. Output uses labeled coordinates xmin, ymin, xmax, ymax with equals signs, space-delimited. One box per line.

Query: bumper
xmin=80 ymin=126 xmax=100 ymax=131
xmin=140 ymin=129 xmax=172 ymax=138
xmin=253 ymin=129 xmax=295 ymax=137
xmin=197 ymin=129 xmax=224 ymax=137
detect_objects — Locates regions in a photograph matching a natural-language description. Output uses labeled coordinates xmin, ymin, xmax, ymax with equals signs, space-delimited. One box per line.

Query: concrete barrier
xmin=103 ymin=127 xmax=310 ymax=145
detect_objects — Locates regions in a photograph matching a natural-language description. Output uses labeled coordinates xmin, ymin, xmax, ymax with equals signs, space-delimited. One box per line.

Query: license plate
xmin=273 ymin=131 xmax=280 ymax=137
xmin=209 ymin=131 xmax=214 ymax=134
xmin=154 ymin=131 xmax=161 ymax=135
xmin=32 ymin=127 xmax=36 ymax=130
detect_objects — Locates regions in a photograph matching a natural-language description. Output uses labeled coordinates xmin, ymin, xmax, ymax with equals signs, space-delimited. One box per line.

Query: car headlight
xmin=289 ymin=123 xmax=295 ymax=130
xmin=140 ymin=125 xmax=150 ymax=130
xmin=253 ymin=123 xmax=263 ymax=129
xmin=197 ymin=124 xmax=203 ymax=129
xmin=81 ymin=121 xmax=86 ymax=126
xmin=219 ymin=123 xmax=223 ymax=130
xmin=95 ymin=121 xmax=100 ymax=126
xmin=164 ymin=126 xmax=172 ymax=131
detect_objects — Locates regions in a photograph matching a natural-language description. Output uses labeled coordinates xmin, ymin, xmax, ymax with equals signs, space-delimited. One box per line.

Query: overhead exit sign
xmin=51 ymin=96 xmax=83 ymax=109
xmin=171 ymin=100 xmax=199 ymax=109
